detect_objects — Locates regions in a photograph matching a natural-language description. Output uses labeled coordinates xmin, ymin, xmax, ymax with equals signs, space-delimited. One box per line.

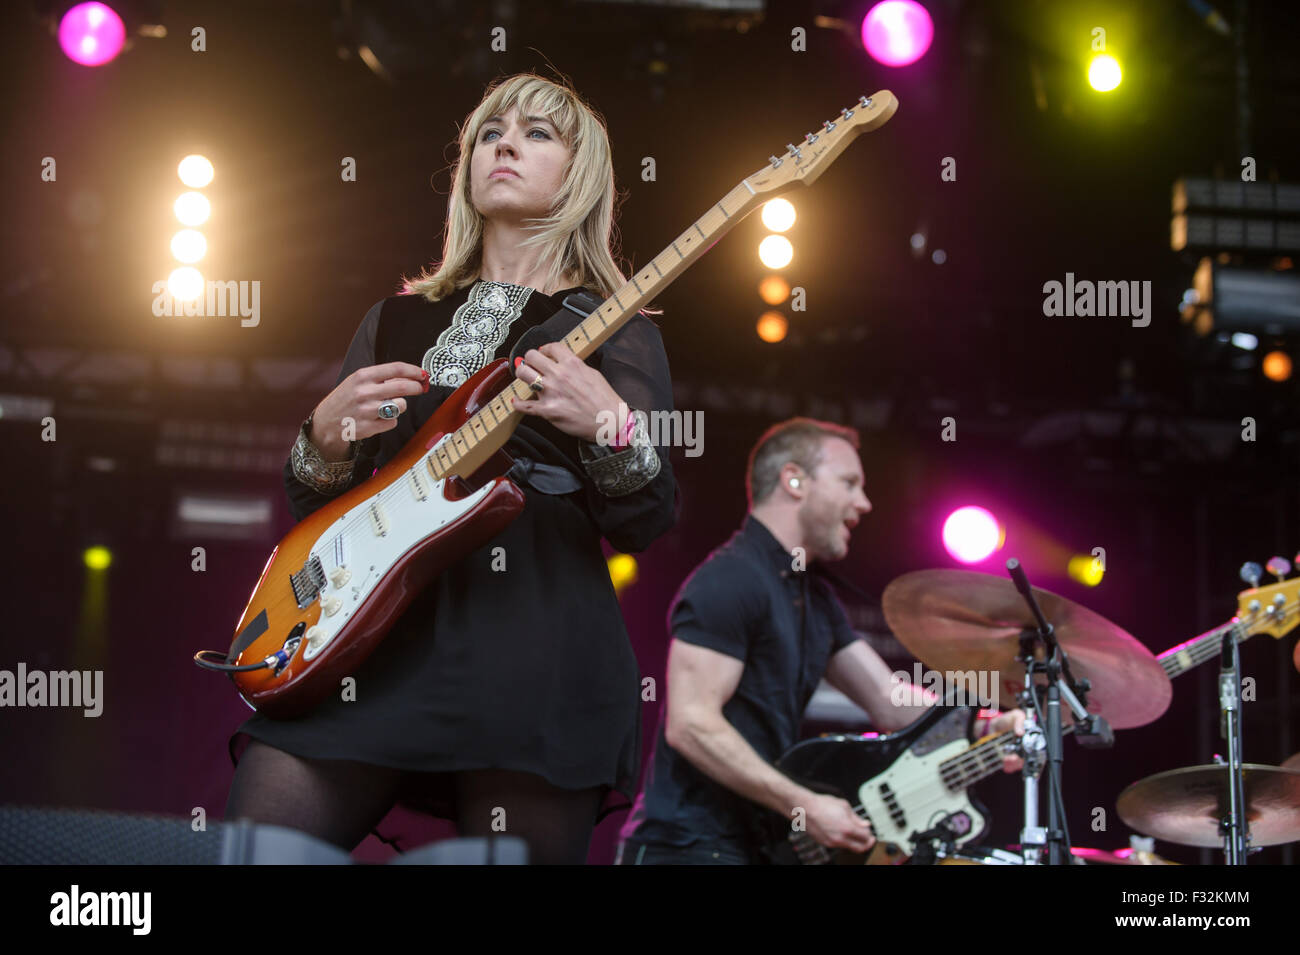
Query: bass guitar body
xmin=761 ymin=705 xmax=989 ymax=864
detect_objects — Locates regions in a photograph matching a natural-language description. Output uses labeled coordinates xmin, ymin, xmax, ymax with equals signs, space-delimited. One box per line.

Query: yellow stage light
xmin=170 ymin=229 xmax=207 ymax=264
xmin=84 ymin=546 xmax=112 ymax=570
xmin=607 ymin=553 xmax=638 ymax=594
xmin=761 ymin=198 xmax=796 ymax=232
xmin=757 ymin=311 xmax=788 ymax=343
xmin=167 ymin=266 xmax=204 ymax=301
xmin=759 ymin=235 xmax=793 ymax=269
xmin=174 ymin=191 xmax=211 ymax=226
xmin=1068 ymin=554 xmax=1104 ymax=586
xmin=759 ymin=275 xmax=790 ymax=306
xmin=1088 ymin=54 xmax=1122 ymax=92
xmin=1263 ymin=350 xmax=1292 ymax=382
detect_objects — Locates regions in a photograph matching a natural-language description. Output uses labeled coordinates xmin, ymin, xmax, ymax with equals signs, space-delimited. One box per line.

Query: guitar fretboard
xmin=1156 ymin=620 xmax=1247 ymax=679
xmin=939 ymin=721 xmax=1081 ymax=793
xmin=422 ymin=183 xmax=760 ymax=484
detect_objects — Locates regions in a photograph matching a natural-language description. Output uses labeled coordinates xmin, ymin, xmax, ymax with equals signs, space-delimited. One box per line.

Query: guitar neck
xmin=940 ymin=618 xmax=1256 ymax=791
xmin=562 ymin=182 xmax=760 ymax=357
xmin=1157 ymin=619 xmax=1247 ymax=680
xmin=939 ymin=723 xmax=1078 ymax=792
xmin=427 ymin=183 xmax=769 ymax=484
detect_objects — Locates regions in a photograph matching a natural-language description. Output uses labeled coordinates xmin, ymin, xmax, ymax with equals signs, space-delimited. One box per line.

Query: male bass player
xmin=616 ymin=417 xmax=1025 ymax=864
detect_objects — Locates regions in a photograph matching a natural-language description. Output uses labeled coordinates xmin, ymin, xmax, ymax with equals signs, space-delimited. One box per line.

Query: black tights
xmin=225 ymin=739 xmax=603 ymax=864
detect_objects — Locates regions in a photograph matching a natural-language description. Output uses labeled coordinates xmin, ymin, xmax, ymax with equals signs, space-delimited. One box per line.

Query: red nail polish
xmin=513 ymin=357 xmax=523 ymax=369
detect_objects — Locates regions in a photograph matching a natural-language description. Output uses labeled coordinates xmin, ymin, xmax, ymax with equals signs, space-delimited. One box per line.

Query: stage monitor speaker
xmin=0 ymin=805 xmax=530 ymax=864
xmin=0 ymin=805 xmax=350 ymax=864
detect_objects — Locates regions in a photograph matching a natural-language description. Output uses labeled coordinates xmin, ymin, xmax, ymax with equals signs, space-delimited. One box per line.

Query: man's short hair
xmin=745 ymin=417 xmax=861 ymax=507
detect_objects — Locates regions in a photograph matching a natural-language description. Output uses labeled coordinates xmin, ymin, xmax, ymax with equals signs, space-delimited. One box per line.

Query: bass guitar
xmin=758 ymin=570 xmax=1300 ymax=864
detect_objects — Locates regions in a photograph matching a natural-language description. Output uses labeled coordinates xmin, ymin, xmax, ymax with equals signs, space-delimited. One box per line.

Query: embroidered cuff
xmin=290 ymin=420 xmax=358 ymax=495
xmin=579 ymin=409 xmax=661 ymax=497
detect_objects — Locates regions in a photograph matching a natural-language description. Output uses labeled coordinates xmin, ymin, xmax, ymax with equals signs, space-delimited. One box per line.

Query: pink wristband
xmin=612 ymin=410 xmax=636 ymax=449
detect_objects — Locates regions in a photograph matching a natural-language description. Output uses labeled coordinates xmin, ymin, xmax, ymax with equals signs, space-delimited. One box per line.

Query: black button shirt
xmin=620 ymin=514 xmax=859 ymax=853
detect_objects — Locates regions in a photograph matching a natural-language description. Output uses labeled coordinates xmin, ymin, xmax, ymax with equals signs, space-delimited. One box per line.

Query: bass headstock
xmin=1237 ymin=556 xmax=1300 ymax=639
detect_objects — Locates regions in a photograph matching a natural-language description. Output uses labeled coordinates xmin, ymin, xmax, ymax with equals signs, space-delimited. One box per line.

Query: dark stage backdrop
xmin=2 ymin=0 xmax=1298 ymax=865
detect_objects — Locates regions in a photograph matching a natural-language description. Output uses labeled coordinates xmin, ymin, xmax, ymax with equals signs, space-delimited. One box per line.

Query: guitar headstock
xmin=1237 ymin=556 xmax=1300 ymax=639
xmin=742 ymin=91 xmax=899 ymax=198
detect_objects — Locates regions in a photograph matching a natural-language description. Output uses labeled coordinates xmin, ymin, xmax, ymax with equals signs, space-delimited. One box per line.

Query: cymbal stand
xmin=1008 ymin=559 xmax=1113 ymax=865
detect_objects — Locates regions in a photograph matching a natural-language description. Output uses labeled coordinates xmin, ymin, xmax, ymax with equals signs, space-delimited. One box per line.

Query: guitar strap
xmin=498 ymin=290 xmax=606 ymax=496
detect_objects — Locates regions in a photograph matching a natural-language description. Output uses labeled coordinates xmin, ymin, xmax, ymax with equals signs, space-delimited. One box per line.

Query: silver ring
xmin=377 ymin=401 xmax=400 ymax=419
xmin=529 ymin=376 xmax=545 ymax=394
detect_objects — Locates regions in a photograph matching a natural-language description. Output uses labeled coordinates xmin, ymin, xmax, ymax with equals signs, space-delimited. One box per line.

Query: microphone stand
xmin=1218 ymin=627 xmax=1248 ymax=863
xmin=1007 ymin=559 xmax=1113 ymax=865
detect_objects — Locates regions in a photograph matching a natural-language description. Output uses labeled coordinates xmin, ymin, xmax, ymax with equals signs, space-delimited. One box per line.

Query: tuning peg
xmin=822 ymin=119 xmax=836 ymax=133
xmin=1266 ymin=556 xmax=1292 ymax=580
xmin=1240 ymin=562 xmax=1263 ymax=588
xmin=803 ymin=131 xmax=819 ymax=144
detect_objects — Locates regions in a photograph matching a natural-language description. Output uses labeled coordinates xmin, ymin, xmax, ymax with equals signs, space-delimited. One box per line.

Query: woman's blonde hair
xmin=404 ymin=73 xmax=627 ymax=303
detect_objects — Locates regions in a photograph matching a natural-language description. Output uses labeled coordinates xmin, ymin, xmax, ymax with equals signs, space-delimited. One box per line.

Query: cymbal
xmin=1117 ymin=764 xmax=1300 ymax=848
xmin=881 ymin=569 xmax=1171 ymax=728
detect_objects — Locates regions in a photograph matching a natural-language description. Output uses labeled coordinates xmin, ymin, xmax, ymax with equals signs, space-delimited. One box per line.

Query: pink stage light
xmin=861 ymin=0 xmax=934 ymax=68
xmin=942 ymin=506 xmax=1001 ymax=564
xmin=58 ymin=3 xmax=126 ymax=67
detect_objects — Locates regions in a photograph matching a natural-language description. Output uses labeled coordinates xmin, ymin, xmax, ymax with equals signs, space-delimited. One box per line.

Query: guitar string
xmin=322 ymin=353 xmax=570 ymax=550
xmin=324 ymin=400 xmax=508 ymax=552
xmin=1162 ymin=621 xmax=1246 ymax=673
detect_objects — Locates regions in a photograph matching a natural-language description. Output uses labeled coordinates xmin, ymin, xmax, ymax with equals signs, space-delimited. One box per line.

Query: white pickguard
xmin=297 ymin=435 xmax=496 ymax=661
xmin=857 ymin=739 xmax=987 ymax=848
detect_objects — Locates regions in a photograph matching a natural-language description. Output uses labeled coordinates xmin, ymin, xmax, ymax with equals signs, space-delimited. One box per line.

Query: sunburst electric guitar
xmin=758 ymin=572 xmax=1300 ymax=864
xmin=198 ymin=93 xmax=900 ymax=717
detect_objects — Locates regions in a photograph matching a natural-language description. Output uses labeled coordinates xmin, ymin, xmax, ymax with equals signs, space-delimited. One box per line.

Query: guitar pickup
xmin=368 ymin=500 xmax=389 ymax=537
xmin=878 ymin=782 xmax=906 ymax=829
xmin=406 ymin=468 xmax=429 ymax=502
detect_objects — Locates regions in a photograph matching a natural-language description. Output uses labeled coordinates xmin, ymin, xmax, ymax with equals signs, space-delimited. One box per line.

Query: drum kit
xmin=876 ymin=556 xmax=1300 ymax=865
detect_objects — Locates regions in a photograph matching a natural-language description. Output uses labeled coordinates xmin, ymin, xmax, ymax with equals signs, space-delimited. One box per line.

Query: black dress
xmin=228 ymin=279 xmax=678 ymax=823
